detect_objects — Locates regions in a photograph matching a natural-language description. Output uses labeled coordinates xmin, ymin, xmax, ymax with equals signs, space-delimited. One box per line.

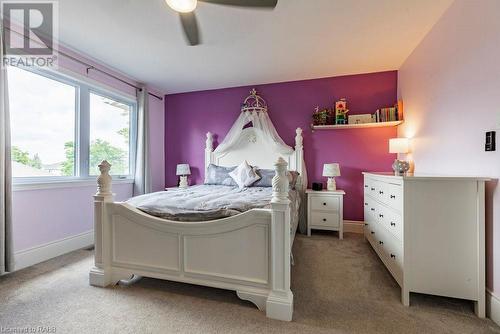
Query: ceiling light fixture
xmin=166 ymin=0 xmax=197 ymax=13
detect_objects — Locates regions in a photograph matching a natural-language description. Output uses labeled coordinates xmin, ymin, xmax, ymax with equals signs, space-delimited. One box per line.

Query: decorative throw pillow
xmin=252 ymin=169 xmax=275 ymax=187
xmin=229 ymin=161 xmax=261 ymax=189
xmin=204 ymin=164 xmax=238 ymax=186
xmin=252 ymin=169 xmax=300 ymax=189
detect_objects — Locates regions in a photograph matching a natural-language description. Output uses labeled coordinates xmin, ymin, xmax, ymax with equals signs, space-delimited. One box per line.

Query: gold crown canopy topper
xmin=241 ymin=89 xmax=268 ymax=113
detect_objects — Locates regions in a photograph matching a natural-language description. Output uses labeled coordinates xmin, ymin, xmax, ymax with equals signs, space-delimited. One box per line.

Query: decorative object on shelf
xmin=311 ymin=120 xmax=403 ymax=131
xmin=176 ymin=163 xmax=191 ymax=188
xmin=240 ymin=88 xmax=268 ymax=113
xmin=322 ymin=163 xmax=341 ymax=191
xmin=389 ymin=138 xmax=410 ymax=176
xmin=312 ymin=182 xmax=323 ymax=191
xmin=312 ymin=106 xmax=334 ymax=126
xmin=348 ymin=114 xmax=372 ymax=125
xmin=335 ymin=98 xmax=349 ymax=125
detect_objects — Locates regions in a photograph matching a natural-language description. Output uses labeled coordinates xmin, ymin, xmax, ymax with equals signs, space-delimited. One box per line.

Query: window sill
xmin=12 ymin=178 xmax=134 ymax=192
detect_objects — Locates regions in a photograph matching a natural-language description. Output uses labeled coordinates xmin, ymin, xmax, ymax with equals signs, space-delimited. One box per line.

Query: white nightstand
xmin=306 ymin=189 xmax=345 ymax=239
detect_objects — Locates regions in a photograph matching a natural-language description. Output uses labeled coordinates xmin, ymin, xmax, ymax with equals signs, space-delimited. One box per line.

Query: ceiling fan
xmin=165 ymin=0 xmax=278 ymax=46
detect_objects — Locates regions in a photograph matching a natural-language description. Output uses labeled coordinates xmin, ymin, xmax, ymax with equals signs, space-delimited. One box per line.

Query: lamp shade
xmin=323 ymin=163 xmax=341 ymax=177
xmin=389 ymin=138 xmax=410 ymax=154
xmin=176 ymin=164 xmax=191 ymax=176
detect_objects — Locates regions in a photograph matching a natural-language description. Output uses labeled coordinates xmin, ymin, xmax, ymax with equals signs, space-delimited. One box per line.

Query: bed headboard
xmin=205 ymin=127 xmax=305 ymax=188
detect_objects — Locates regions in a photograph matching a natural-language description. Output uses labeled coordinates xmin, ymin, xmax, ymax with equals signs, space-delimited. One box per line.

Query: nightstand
xmin=306 ymin=189 xmax=345 ymax=239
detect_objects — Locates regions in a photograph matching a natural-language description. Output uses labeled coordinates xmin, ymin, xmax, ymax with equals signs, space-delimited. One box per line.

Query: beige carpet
xmin=1 ymin=232 xmax=499 ymax=334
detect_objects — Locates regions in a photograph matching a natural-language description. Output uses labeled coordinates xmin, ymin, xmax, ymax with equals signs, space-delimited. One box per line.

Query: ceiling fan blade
xmin=199 ymin=0 xmax=278 ymax=8
xmin=179 ymin=12 xmax=200 ymax=46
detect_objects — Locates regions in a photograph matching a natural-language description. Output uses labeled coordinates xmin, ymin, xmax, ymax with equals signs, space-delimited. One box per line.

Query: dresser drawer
xmin=364 ymin=178 xmax=378 ymax=198
xmin=364 ymin=197 xmax=378 ymax=221
xmin=385 ymin=210 xmax=403 ymax=241
xmin=310 ymin=211 xmax=340 ymax=228
xmin=373 ymin=225 xmax=403 ymax=284
xmin=310 ymin=196 xmax=340 ymax=212
xmin=384 ymin=183 xmax=402 ymax=211
xmin=384 ymin=232 xmax=403 ymax=283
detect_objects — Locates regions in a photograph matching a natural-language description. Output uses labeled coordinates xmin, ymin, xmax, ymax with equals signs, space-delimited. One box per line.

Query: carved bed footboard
xmin=89 ymin=158 xmax=294 ymax=321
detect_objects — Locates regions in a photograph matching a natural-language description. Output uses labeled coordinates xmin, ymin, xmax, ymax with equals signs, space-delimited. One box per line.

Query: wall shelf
xmin=311 ymin=120 xmax=403 ymax=131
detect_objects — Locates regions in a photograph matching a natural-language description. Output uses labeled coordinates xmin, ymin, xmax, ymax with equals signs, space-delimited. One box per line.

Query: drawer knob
xmin=371 ymin=231 xmax=375 ymax=235
xmin=379 ymin=241 xmax=384 ymax=245
xmin=364 ymin=223 xmax=368 ymax=226
xmin=379 ymin=214 xmax=384 ymax=218
xmin=364 ymin=202 xmax=368 ymax=206
xmin=323 ymin=203 xmax=326 ymax=206
xmin=371 ymin=187 xmax=375 ymax=191
xmin=365 ymin=185 xmax=368 ymax=188
xmin=371 ymin=208 xmax=375 ymax=211
xmin=390 ymin=253 xmax=396 ymax=259
xmin=390 ymin=222 xmax=396 ymax=226
xmin=322 ymin=218 xmax=327 ymax=222
xmin=390 ymin=195 xmax=396 ymax=199
xmin=379 ymin=191 xmax=384 ymax=194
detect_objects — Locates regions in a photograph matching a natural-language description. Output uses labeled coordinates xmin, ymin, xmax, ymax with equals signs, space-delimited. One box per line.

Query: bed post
xmin=294 ymin=128 xmax=305 ymax=189
xmin=266 ymin=157 xmax=293 ymax=321
xmin=205 ymin=132 xmax=214 ymax=171
xmin=89 ymin=160 xmax=114 ymax=287
xmin=295 ymin=128 xmax=303 ymax=159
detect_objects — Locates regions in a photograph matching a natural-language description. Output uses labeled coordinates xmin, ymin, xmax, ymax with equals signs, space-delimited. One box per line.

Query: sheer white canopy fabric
xmin=211 ymin=105 xmax=309 ymax=234
xmin=214 ymin=111 xmax=294 ymax=155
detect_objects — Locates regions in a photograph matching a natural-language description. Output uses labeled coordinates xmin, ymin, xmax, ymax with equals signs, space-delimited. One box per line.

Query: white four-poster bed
xmin=89 ymin=90 xmax=306 ymax=321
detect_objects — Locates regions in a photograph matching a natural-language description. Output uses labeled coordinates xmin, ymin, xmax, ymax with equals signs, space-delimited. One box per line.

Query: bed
xmin=89 ymin=124 xmax=305 ymax=321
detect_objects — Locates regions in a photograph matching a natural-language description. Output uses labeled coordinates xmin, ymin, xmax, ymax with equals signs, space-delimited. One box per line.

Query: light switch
xmin=486 ymin=131 xmax=496 ymax=151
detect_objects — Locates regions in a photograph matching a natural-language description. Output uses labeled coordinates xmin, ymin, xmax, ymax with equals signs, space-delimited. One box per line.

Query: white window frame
xmin=9 ymin=66 xmax=138 ymax=188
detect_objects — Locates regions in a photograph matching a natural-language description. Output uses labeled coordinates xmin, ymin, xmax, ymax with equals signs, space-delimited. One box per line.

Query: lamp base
xmin=326 ymin=177 xmax=337 ymax=191
xmin=179 ymin=175 xmax=189 ymax=188
xmin=392 ymin=159 xmax=410 ymax=176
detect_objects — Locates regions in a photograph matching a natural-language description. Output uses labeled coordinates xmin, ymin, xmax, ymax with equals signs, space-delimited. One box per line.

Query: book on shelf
xmin=373 ymin=100 xmax=404 ymax=123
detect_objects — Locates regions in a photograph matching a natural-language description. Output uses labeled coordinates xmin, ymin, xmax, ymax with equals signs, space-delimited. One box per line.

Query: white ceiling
xmin=58 ymin=0 xmax=453 ymax=94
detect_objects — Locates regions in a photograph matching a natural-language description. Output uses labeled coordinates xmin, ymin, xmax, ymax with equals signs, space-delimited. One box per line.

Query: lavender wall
xmin=165 ymin=71 xmax=398 ymax=221
xmin=12 ymin=46 xmax=165 ymax=253
xmin=398 ymin=0 xmax=500 ymax=294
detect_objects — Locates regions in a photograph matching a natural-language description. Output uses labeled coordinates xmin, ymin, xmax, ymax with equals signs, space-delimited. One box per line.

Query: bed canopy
xmin=208 ymin=89 xmax=308 ymax=234
xmin=214 ymin=89 xmax=294 ymax=155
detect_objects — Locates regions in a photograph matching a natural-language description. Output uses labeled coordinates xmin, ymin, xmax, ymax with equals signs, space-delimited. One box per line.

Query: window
xmin=89 ymin=92 xmax=134 ymax=176
xmin=8 ymin=67 xmax=77 ymax=177
xmin=8 ymin=66 xmax=137 ymax=182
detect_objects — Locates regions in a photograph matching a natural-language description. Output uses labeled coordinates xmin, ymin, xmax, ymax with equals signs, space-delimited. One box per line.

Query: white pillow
xmin=229 ymin=161 xmax=261 ymax=189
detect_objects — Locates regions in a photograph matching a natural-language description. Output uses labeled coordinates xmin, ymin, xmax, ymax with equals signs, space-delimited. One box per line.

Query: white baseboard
xmin=14 ymin=230 xmax=94 ymax=271
xmin=487 ymin=289 xmax=500 ymax=325
xmin=343 ymin=220 xmax=364 ymax=234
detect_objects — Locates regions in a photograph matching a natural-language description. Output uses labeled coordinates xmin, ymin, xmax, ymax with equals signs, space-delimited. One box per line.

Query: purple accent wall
xmin=165 ymin=71 xmax=397 ymax=221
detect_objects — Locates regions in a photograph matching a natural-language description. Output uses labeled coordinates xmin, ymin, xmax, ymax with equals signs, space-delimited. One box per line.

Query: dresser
xmin=306 ymin=189 xmax=345 ymax=239
xmin=363 ymin=172 xmax=488 ymax=318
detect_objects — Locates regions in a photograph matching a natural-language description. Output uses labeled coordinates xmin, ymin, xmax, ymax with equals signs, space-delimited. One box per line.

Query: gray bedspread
xmin=126 ymin=184 xmax=299 ymax=223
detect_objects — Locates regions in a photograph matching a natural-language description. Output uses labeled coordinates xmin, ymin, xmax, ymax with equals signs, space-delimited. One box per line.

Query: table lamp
xmin=323 ymin=163 xmax=341 ymax=191
xmin=389 ymin=138 xmax=410 ymax=176
xmin=176 ymin=164 xmax=191 ymax=188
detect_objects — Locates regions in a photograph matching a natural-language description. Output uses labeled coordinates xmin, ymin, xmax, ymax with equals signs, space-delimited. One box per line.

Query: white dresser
xmin=363 ymin=172 xmax=488 ymax=317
